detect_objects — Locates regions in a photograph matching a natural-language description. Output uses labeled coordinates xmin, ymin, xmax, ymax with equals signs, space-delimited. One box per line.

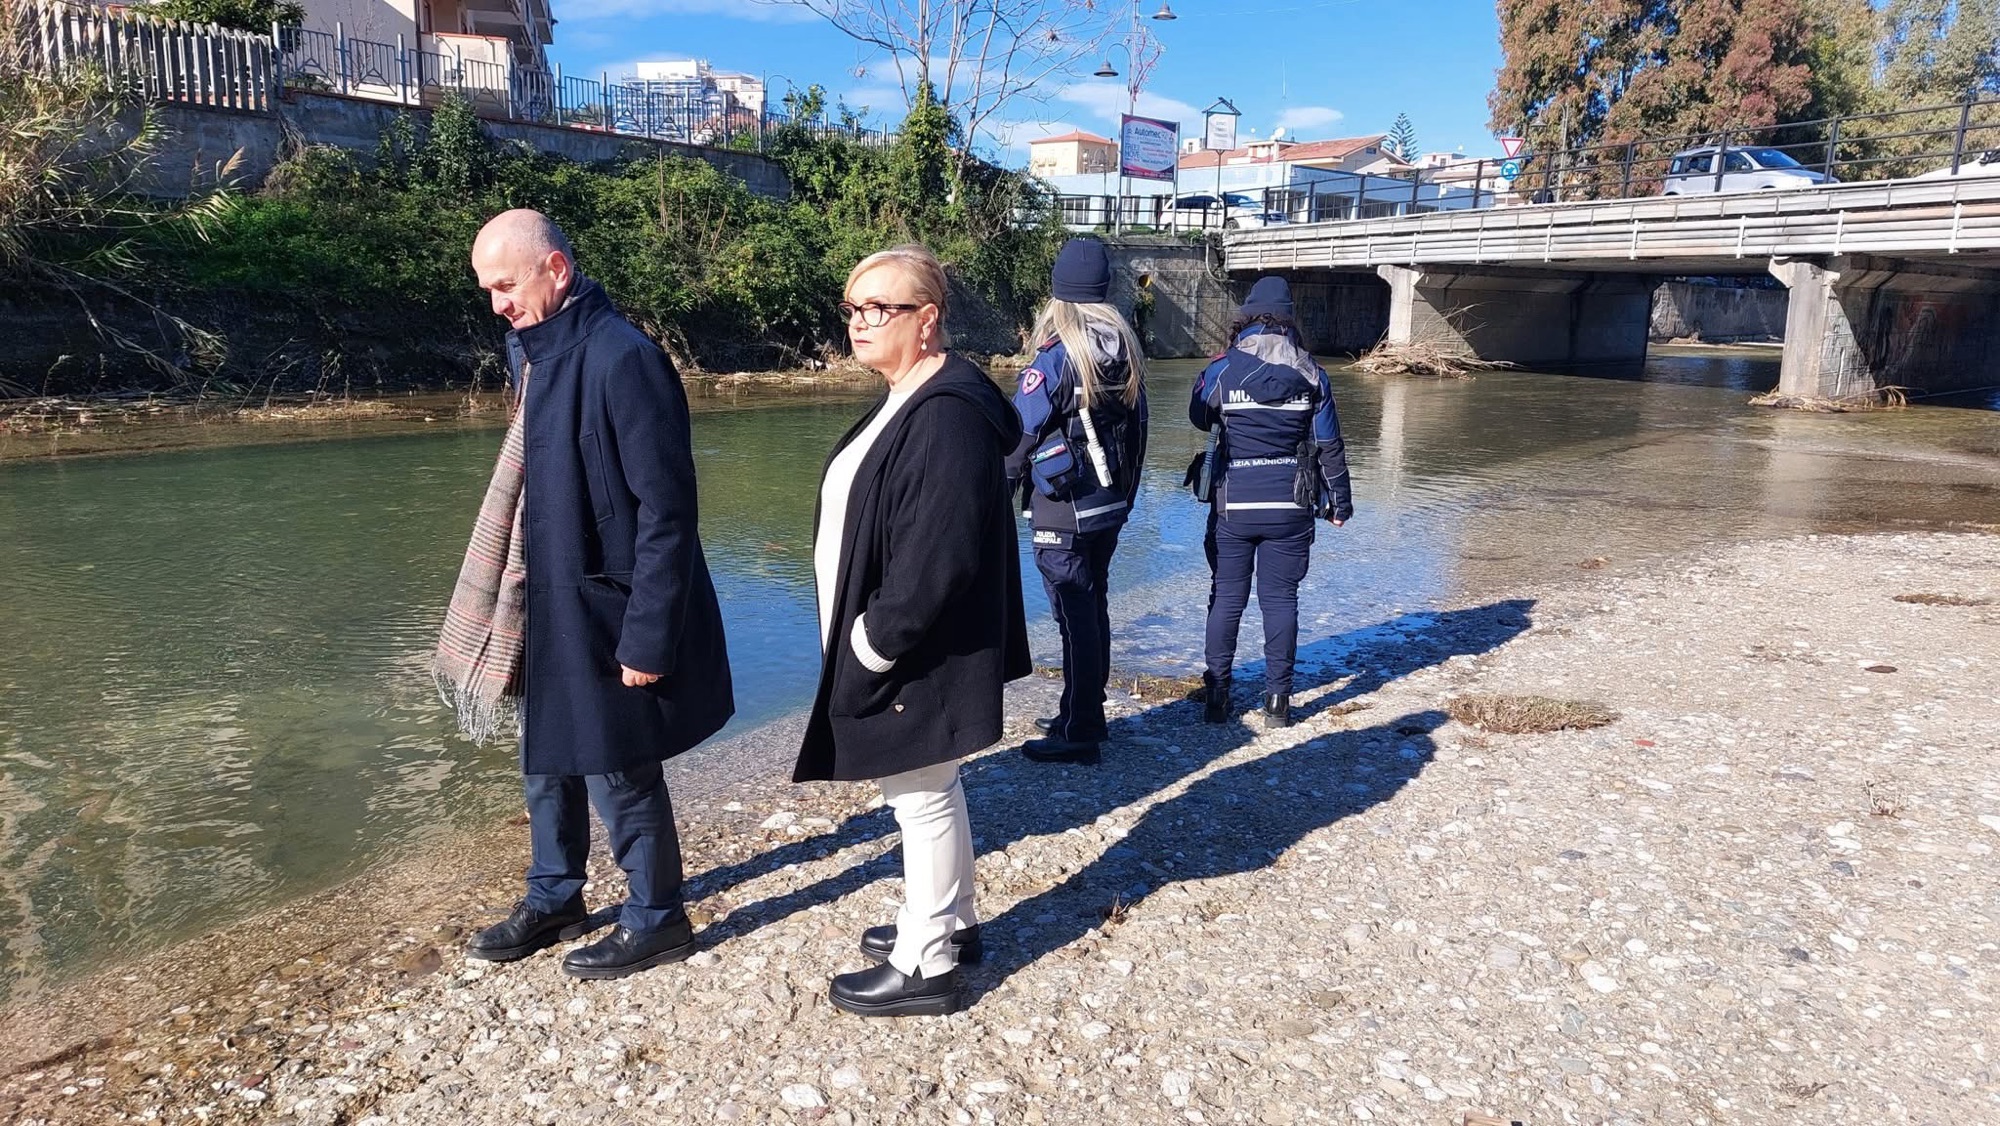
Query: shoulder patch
xmin=1021 ymin=368 xmax=1045 ymax=394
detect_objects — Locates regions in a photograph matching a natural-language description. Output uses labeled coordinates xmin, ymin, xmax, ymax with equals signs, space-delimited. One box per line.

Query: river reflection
xmin=1 ymin=353 xmax=1996 ymax=1001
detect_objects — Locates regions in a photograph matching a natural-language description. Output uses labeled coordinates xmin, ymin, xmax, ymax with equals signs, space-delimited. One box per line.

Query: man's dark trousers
xmin=522 ymin=761 xmax=686 ymax=934
xmin=1204 ymin=517 xmax=1313 ymax=697
xmin=1035 ymin=528 xmax=1120 ymax=744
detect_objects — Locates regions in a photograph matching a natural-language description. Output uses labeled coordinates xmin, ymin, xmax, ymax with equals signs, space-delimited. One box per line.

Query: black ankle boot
xmin=1263 ymin=692 xmax=1291 ymax=727
xmin=1204 ymin=675 xmax=1232 ymax=724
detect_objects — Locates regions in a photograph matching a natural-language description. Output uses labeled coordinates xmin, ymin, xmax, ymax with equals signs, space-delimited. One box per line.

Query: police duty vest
xmin=1013 ymin=337 xmax=1147 ymax=541
xmin=1197 ymin=332 xmax=1325 ymax=526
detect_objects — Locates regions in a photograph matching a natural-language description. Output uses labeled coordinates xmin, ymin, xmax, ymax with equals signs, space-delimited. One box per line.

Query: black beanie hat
xmin=1051 ymin=238 xmax=1112 ymax=303
xmin=1239 ymin=276 xmax=1294 ymax=320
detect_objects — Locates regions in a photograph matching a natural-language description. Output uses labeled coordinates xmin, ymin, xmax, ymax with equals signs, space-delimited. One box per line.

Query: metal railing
xmin=1501 ymin=96 xmax=2000 ymax=205
xmin=16 ymin=0 xmax=276 ymax=113
xmin=1052 ymin=96 xmax=2000 ymax=235
xmin=13 ymin=1 xmax=894 ymax=154
xmin=271 ymin=22 xmax=897 ymax=151
xmin=1051 ymin=170 xmax=1494 ymax=234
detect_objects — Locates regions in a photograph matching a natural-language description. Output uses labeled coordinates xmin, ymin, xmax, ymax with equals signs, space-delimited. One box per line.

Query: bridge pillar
xmin=1769 ymin=255 xmax=2000 ymax=402
xmin=1376 ymin=265 xmax=1655 ymax=371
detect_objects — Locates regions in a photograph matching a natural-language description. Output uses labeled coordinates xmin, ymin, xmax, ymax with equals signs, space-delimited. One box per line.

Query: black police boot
xmin=1021 ymin=736 xmax=1101 ymax=764
xmin=1204 ymin=675 xmax=1232 ymax=724
xmin=560 ymin=917 xmax=697 ymax=980
xmin=859 ymin=923 xmax=985 ymax=965
xmin=466 ymin=897 xmax=590 ymax=962
xmin=1033 ymin=717 xmax=1056 ymax=733
xmin=829 ymin=961 xmax=963 ymax=1017
xmin=1263 ymin=692 xmax=1292 ymax=728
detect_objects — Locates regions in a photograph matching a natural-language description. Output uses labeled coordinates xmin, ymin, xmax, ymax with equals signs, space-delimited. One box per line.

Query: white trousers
xmin=878 ymin=761 xmax=977 ymax=978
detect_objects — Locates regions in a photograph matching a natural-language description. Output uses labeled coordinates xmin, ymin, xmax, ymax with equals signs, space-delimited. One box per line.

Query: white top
xmin=816 ymin=386 xmax=917 ymax=665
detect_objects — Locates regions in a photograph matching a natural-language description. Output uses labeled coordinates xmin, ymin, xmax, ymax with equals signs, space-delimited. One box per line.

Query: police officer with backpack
xmin=1007 ymin=239 xmax=1149 ymax=764
xmin=1189 ymin=277 xmax=1352 ymax=727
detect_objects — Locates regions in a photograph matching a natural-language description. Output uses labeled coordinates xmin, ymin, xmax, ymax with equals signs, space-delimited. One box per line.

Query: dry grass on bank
xmin=1447 ymin=693 xmax=1620 ymax=735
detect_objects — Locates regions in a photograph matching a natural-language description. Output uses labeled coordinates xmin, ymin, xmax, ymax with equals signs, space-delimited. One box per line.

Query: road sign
xmin=1499 ymin=159 xmax=1522 ymax=181
xmin=1500 ymin=136 xmax=1525 ymax=158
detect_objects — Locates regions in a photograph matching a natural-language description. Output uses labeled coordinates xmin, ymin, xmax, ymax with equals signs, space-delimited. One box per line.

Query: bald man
xmin=444 ymin=210 xmax=734 ymax=979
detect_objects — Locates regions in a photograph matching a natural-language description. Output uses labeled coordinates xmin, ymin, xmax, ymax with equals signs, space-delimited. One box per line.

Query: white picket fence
xmin=14 ymin=0 xmax=275 ymax=113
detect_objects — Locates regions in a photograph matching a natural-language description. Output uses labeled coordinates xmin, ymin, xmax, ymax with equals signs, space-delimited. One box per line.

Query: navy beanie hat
xmin=1239 ymin=276 xmax=1294 ymax=320
xmin=1051 ymin=238 xmax=1112 ymax=303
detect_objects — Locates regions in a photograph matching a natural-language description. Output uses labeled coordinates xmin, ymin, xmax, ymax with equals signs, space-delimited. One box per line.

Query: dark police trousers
xmin=1035 ymin=528 xmax=1121 ymax=743
xmin=1204 ymin=515 xmax=1313 ymax=697
xmin=522 ymin=749 xmax=687 ymax=934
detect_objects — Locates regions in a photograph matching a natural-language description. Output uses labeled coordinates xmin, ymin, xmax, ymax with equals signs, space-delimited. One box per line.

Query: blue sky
xmin=546 ymin=0 xmax=1510 ymax=164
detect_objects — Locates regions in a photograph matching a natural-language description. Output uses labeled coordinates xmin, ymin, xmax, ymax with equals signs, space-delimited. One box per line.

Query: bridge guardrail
xmin=1219 ymin=176 xmax=2000 ymax=270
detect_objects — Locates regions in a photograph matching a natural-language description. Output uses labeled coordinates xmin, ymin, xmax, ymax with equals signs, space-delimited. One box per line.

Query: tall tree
xmin=755 ymin=0 xmax=1117 ymax=154
xmin=1605 ymin=0 xmax=1816 ymax=141
xmin=1490 ymin=0 xmax=1818 ymax=151
xmin=1488 ymin=0 xmax=1661 ymax=154
xmin=1879 ymin=0 xmax=2000 ymax=101
xmin=1387 ymin=112 xmax=1419 ymax=158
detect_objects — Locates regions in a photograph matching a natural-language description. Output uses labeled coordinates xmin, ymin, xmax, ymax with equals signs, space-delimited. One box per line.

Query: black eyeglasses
xmin=838 ymin=301 xmax=924 ymax=327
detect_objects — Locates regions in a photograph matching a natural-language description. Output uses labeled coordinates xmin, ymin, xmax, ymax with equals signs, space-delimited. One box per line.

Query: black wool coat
xmin=512 ymin=279 xmax=734 ymax=775
xmin=795 ymin=354 xmax=1033 ymax=783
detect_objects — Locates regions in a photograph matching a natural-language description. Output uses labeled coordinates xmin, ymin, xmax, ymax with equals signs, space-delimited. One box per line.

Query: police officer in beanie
xmin=1190 ymin=276 xmax=1352 ymax=726
xmin=1006 ymin=238 xmax=1149 ymax=764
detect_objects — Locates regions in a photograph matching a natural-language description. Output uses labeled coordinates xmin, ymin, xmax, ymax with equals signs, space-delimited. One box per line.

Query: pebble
xmin=21 ymin=533 xmax=1999 ymax=1126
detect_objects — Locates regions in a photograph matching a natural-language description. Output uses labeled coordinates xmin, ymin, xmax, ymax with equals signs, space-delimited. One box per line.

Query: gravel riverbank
xmin=5 ymin=531 xmax=1997 ymax=1125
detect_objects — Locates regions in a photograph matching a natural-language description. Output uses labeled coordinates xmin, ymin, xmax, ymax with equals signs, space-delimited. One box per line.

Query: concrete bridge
xmin=1222 ymin=177 xmax=2000 ymax=400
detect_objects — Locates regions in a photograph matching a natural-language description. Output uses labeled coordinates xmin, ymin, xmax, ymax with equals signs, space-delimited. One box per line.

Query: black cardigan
xmin=794 ymin=354 xmax=1033 ymax=782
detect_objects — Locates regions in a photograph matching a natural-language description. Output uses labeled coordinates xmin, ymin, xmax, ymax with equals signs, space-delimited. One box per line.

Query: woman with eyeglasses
xmin=1006 ymin=238 xmax=1148 ymax=765
xmin=796 ymin=244 xmax=1031 ymax=1017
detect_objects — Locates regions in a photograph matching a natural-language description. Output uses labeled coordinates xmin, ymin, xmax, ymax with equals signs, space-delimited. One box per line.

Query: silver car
xmin=1659 ymin=146 xmax=1833 ymax=195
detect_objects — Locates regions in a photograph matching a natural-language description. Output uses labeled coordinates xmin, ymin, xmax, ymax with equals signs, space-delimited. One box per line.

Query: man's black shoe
xmin=859 ymin=923 xmax=984 ymax=965
xmin=1033 ymin=716 xmax=1056 ymax=733
xmin=1263 ymin=692 xmax=1292 ymax=727
xmin=829 ymin=961 xmax=963 ymax=1017
xmin=560 ymin=919 xmax=696 ymax=980
xmin=1204 ymin=675 xmax=1233 ymax=724
xmin=1021 ymin=736 xmax=1101 ymax=764
xmin=465 ymin=897 xmax=590 ymax=962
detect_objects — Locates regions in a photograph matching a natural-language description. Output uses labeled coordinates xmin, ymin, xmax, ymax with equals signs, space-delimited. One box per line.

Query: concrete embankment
xmin=3 ymin=531 xmax=1996 ymax=1124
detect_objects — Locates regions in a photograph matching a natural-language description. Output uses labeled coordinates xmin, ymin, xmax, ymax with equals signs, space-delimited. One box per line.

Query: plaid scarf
xmin=433 ymin=375 xmax=529 ymax=744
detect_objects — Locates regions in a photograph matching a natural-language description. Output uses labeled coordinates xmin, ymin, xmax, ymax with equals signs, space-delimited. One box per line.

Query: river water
xmin=2 ymin=347 xmax=1997 ymax=1003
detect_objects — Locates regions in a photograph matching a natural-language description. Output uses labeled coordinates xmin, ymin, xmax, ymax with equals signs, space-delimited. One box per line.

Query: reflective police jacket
xmin=1189 ymin=326 xmax=1353 ymax=529
xmin=1005 ymin=331 xmax=1149 ymax=547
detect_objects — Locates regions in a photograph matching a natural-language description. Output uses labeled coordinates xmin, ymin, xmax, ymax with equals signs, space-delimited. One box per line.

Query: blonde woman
xmin=1005 ymin=238 xmax=1149 ymax=765
xmin=798 ymin=244 xmax=1031 ymax=1016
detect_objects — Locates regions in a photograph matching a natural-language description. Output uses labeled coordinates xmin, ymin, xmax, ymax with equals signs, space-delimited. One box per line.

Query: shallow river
xmin=1 ymin=347 xmax=1996 ymax=1001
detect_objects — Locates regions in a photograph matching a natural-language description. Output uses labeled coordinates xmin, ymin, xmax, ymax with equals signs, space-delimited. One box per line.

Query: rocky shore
xmin=5 ymin=531 xmax=1997 ymax=1125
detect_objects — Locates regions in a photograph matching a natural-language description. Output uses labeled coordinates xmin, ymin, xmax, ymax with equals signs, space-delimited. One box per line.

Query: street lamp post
xmin=1094 ymin=0 xmax=1175 ymax=232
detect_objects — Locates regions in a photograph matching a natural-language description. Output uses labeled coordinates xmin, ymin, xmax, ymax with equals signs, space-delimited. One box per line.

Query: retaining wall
xmin=147 ymin=91 xmax=789 ymax=197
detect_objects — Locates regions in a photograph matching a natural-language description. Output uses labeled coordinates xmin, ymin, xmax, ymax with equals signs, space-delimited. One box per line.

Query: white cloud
xmin=1274 ymin=105 xmax=1345 ymax=135
xmin=1055 ymin=81 xmax=1201 ymax=134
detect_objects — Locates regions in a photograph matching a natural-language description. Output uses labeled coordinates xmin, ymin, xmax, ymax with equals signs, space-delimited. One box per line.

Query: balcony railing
xmin=13 ymin=2 xmax=895 ymax=155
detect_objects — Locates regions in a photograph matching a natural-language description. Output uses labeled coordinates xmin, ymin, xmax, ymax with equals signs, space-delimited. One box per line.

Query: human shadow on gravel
xmin=962 ymin=706 xmax=1448 ymax=1001
xmin=685 ymin=600 xmax=1531 ymax=953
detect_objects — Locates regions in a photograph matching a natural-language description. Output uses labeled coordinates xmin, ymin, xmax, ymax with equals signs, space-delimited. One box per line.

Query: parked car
xmin=1911 ymin=148 xmax=2000 ymax=179
xmin=1658 ymin=146 xmax=1834 ymax=195
xmin=1159 ymin=192 xmax=1287 ymax=230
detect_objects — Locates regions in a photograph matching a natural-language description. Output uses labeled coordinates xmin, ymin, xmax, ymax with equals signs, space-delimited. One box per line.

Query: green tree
xmin=138 ymin=0 xmax=305 ymax=32
xmin=1387 ymin=112 xmax=1418 ymax=159
xmin=1879 ymin=0 xmax=2000 ymax=101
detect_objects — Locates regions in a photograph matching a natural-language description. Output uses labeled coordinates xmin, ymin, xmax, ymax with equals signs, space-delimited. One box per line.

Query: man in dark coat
xmin=452 ymin=209 xmax=733 ymax=979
